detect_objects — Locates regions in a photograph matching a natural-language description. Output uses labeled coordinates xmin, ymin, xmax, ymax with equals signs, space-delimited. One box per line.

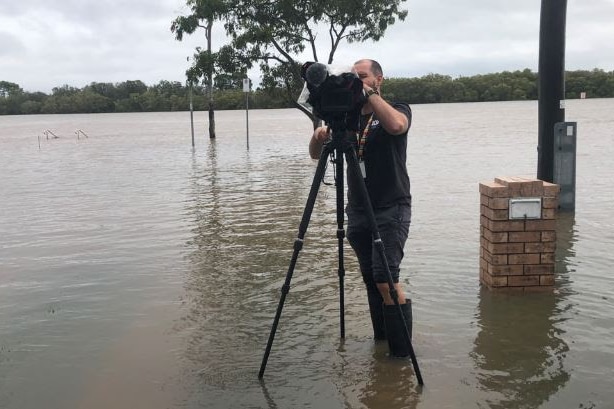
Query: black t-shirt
xmin=347 ymin=102 xmax=412 ymax=210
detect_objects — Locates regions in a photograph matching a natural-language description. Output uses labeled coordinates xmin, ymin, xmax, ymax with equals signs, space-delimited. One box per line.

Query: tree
xmin=172 ymin=0 xmax=231 ymax=139
xmin=219 ymin=0 xmax=408 ymax=120
xmin=75 ymin=91 xmax=115 ymax=113
xmin=85 ymin=82 xmax=118 ymax=100
xmin=115 ymin=80 xmax=147 ymax=99
xmin=0 ymin=81 xmax=22 ymax=98
xmin=52 ymin=85 xmax=80 ymax=97
xmin=20 ymin=100 xmax=42 ymax=114
xmin=172 ymin=0 xmax=408 ymax=124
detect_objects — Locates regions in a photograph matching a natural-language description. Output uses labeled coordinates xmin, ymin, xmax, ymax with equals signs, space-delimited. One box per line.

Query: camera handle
xmin=258 ymin=124 xmax=423 ymax=387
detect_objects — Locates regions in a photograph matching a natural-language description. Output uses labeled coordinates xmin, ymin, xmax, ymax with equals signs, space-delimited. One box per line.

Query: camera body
xmin=300 ymin=62 xmax=366 ymax=131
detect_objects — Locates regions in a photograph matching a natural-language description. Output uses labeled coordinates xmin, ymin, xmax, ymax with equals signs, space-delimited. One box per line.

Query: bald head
xmin=354 ymin=59 xmax=383 ymax=77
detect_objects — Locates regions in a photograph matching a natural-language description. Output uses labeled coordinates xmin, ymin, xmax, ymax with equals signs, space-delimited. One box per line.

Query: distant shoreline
xmin=2 ymin=68 xmax=612 ymax=115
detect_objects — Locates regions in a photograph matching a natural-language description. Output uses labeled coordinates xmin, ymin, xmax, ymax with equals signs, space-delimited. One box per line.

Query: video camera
xmin=300 ymin=62 xmax=366 ymax=131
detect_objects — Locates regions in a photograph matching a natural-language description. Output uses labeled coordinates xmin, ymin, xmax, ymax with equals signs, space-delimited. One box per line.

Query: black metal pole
xmin=537 ymin=0 xmax=567 ymax=182
xmin=334 ymin=147 xmax=346 ymax=339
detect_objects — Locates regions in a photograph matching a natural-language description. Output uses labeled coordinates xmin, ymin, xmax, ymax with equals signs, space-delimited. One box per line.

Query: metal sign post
xmin=243 ymin=78 xmax=251 ymax=150
xmin=553 ymin=122 xmax=577 ymax=211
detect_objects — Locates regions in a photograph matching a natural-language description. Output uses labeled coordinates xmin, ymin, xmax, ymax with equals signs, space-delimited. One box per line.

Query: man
xmin=309 ymin=59 xmax=413 ymax=357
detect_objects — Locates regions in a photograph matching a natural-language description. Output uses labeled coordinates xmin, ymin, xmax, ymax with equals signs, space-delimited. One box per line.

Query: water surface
xmin=1 ymin=101 xmax=613 ymax=408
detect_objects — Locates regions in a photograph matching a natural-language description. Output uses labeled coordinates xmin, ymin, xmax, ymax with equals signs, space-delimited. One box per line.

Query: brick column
xmin=479 ymin=177 xmax=560 ymax=291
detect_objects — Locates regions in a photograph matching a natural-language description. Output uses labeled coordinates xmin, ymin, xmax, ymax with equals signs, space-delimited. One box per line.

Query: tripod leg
xmin=333 ymin=146 xmax=346 ymax=339
xmin=258 ymin=142 xmax=333 ymax=379
xmin=342 ymin=146 xmax=424 ymax=386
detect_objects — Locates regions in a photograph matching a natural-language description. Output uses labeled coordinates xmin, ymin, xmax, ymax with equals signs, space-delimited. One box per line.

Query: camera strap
xmin=357 ymin=113 xmax=374 ymax=160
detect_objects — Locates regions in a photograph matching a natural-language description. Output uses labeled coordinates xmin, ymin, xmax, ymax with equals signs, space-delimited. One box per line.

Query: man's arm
xmin=365 ymin=89 xmax=409 ymax=135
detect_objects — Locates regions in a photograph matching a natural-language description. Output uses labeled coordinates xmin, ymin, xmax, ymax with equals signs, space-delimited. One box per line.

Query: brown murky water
xmin=1 ymin=100 xmax=613 ymax=408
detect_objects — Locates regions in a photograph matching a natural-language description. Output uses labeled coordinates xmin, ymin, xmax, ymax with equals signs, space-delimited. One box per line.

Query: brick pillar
xmin=479 ymin=177 xmax=560 ymax=291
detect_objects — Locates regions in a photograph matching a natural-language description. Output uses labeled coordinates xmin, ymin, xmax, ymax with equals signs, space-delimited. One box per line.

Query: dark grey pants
xmin=346 ymin=203 xmax=411 ymax=286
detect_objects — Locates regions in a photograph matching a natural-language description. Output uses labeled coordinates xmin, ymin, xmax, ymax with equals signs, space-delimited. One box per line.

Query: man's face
xmin=353 ymin=60 xmax=382 ymax=90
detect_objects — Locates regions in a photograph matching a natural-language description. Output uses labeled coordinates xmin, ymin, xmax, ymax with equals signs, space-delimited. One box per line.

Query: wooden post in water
xmin=189 ymin=81 xmax=195 ymax=148
xmin=243 ymin=78 xmax=251 ymax=150
xmin=537 ymin=0 xmax=568 ymax=182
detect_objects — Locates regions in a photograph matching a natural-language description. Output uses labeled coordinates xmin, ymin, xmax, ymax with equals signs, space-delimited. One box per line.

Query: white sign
xmin=509 ymin=198 xmax=542 ymax=220
xmin=243 ymin=78 xmax=251 ymax=93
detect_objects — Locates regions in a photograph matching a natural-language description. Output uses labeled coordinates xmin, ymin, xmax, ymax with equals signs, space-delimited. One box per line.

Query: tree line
xmin=386 ymin=68 xmax=614 ymax=104
xmin=1 ymin=68 xmax=613 ymax=115
xmin=0 ymin=79 xmax=292 ymax=115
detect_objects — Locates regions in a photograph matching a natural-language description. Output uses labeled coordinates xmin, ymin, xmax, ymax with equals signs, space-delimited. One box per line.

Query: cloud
xmin=0 ymin=0 xmax=209 ymax=91
xmin=0 ymin=31 xmax=25 ymax=58
xmin=0 ymin=0 xmax=612 ymax=93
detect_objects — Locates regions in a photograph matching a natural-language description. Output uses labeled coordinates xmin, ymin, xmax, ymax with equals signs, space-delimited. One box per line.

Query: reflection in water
xmin=330 ymin=340 xmax=421 ymax=409
xmin=471 ymin=213 xmax=577 ymax=408
xmin=359 ymin=347 xmax=420 ymax=409
xmin=178 ymin=139 xmax=329 ymax=407
xmin=554 ymin=212 xmax=577 ymax=292
xmin=258 ymin=379 xmax=279 ymax=409
xmin=472 ymin=289 xmax=570 ymax=408
xmin=179 ymin=140 xmax=262 ymax=405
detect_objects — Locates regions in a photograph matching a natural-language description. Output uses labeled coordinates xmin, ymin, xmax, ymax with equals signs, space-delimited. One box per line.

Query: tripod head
xmin=322 ymin=118 xmax=358 ymax=154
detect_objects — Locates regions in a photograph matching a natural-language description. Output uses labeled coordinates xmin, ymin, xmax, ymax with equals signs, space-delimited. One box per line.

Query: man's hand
xmin=309 ymin=126 xmax=330 ymax=159
xmin=313 ymin=126 xmax=329 ymax=143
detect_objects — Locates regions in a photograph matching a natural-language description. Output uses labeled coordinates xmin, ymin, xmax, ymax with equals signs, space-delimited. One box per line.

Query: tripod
xmin=258 ymin=120 xmax=423 ymax=386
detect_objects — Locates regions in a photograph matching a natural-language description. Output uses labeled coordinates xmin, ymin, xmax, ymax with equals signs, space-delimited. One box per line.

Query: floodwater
xmin=1 ymin=100 xmax=613 ymax=409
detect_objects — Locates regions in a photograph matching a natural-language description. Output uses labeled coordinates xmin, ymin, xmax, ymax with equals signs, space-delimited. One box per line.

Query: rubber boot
xmin=367 ymin=291 xmax=386 ymax=340
xmin=383 ymin=300 xmax=413 ymax=357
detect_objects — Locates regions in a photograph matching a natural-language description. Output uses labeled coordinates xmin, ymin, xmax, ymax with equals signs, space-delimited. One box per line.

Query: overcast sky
xmin=1 ymin=0 xmax=613 ymax=93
